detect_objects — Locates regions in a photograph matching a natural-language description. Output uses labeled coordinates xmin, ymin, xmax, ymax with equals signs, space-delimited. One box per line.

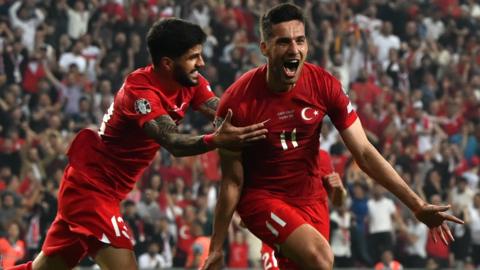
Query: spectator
xmin=3 ymin=39 xmax=28 ymax=84
xmin=374 ymin=250 xmax=403 ymax=270
xmin=228 ymin=230 xmax=249 ymax=269
xmin=330 ymin=204 xmax=353 ymax=267
xmin=450 ymin=204 xmax=471 ymax=268
xmin=65 ymin=0 xmax=96 ymax=40
xmin=137 ymin=188 xmax=161 ymax=223
xmin=0 ymin=221 xmax=25 ymax=268
xmin=173 ymin=205 xmax=196 ymax=267
xmin=372 ymin=21 xmax=400 ymax=66
xmin=138 ymin=241 xmax=166 ymax=269
xmin=0 ymin=192 xmax=20 ymax=232
xmin=185 ymin=220 xmax=210 ymax=269
xmin=58 ymin=40 xmax=87 ymax=73
xmin=8 ymin=0 xmax=45 ymax=52
xmin=367 ymin=184 xmax=399 ymax=263
xmin=469 ymin=193 xmax=480 ymax=267
xmin=400 ymin=215 xmax=428 ymax=268
xmin=350 ymin=181 xmax=372 ymax=265
xmin=450 ymin=176 xmax=475 ymax=210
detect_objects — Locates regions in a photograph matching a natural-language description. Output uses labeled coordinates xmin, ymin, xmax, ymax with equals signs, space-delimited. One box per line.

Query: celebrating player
xmin=203 ymin=3 xmax=463 ymax=270
xmin=10 ymin=18 xmax=267 ymax=270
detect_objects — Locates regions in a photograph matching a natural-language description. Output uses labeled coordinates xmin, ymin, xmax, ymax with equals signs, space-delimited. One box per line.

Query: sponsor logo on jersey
xmin=168 ymin=102 xmax=187 ymax=112
xmin=134 ymin=98 xmax=151 ymax=115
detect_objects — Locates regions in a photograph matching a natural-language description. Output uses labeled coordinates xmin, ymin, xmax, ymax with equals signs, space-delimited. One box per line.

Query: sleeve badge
xmin=134 ymin=98 xmax=151 ymax=115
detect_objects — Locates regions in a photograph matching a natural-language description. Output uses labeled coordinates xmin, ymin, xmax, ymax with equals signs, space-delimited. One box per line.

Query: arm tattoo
xmin=143 ymin=115 xmax=213 ymax=157
xmin=198 ymin=97 xmax=219 ymax=120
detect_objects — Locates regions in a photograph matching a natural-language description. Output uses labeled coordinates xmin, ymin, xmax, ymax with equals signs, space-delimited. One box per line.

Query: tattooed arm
xmin=143 ymin=109 xmax=268 ymax=157
xmin=197 ymin=97 xmax=219 ymax=121
xmin=144 ymin=115 xmax=213 ymax=157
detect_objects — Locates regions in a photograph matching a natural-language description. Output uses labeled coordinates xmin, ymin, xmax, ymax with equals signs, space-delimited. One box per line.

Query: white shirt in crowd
xmin=138 ymin=252 xmax=166 ymax=269
xmin=450 ymin=186 xmax=475 ymax=210
xmin=59 ymin=52 xmax=87 ymax=73
xmin=469 ymin=205 xmax=480 ymax=245
xmin=367 ymin=196 xmax=396 ymax=234
xmin=405 ymin=220 xmax=428 ymax=258
xmin=9 ymin=1 xmax=45 ymax=52
xmin=67 ymin=7 xmax=91 ymax=39
xmin=423 ymin=17 xmax=445 ymax=41
xmin=372 ymin=32 xmax=400 ymax=65
xmin=330 ymin=211 xmax=352 ymax=257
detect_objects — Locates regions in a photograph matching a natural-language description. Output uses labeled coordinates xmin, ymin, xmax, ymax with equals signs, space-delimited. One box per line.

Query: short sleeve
xmin=326 ymin=76 xmax=358 ymax=131
xmin=121 ymin=83 xmax=168 ymax=128
xmin=318 ymin=150 xmax=334 ymax=175
xmin=216 ymin=91 xmax=230 ymax=118
xmin=190 ymin=75 xmax=215 ymax=110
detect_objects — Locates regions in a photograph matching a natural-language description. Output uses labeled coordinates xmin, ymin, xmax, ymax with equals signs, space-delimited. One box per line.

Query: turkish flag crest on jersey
xmin=299 ymin=107 xmax=320 ymax=123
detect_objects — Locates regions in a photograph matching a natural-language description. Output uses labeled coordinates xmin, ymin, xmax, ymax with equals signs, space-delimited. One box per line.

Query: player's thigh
xmin=41 ymin=216 xmax=90 ymax=268
xmin=94 ymin=245 xmax=138 ymax=270
xmin=280 ymin=224 xmax=333 ymax=269
xmin=239 ymin=198 xmax=305 ymax=247
xmin=32 ymin=251 xmax=70 ymax=270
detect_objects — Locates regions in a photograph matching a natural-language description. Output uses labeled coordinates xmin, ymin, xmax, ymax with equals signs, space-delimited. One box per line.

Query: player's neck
xmin=265 ymin=72 xmax=295 ymax=93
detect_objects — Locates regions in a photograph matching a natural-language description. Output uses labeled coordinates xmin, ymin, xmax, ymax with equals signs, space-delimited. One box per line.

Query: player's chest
xmin=242 ymin=97 xmax=325 ymax=149
xmin=162 ymin=90 xmax=193 ymax=122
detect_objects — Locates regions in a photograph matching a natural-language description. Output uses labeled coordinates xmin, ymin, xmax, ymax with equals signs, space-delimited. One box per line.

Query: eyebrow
xmin=276 ymin=36 xmax=306 ymax=43
xmin=188 ymin=52 xmax=201 ymax=59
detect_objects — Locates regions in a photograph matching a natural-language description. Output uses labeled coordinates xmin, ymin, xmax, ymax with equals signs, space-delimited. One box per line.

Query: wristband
xmin=203 ymin=134 xmax=215 ymax=147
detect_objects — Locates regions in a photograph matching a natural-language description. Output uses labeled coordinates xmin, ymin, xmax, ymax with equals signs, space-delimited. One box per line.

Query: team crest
xmin=134 ymin=98 xmax=151 ymax=115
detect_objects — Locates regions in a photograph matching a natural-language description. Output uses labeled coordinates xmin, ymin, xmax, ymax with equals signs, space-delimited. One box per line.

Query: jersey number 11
xmin=280 ymin=129 xmax=298 ymax=150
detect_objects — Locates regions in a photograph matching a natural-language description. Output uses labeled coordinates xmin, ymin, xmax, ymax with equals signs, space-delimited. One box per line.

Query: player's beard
xmin=173 ymin=63 xmax=198 ymax=87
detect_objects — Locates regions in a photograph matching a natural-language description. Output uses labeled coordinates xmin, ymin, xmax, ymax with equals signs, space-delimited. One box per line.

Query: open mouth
xmin=283 ymin=59 xmax=300 ymax=78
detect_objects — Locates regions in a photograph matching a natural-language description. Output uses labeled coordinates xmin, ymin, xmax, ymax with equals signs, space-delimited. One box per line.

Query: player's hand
xmin=414 ymin=204 xmax=464 ymax=245
xmin=213 ymin=109 xmax=268 ymax=149
xmin=324 ymin=172 xmax=347 ymax=207
xmin=201 ymin=250 xmax=224 ymax=270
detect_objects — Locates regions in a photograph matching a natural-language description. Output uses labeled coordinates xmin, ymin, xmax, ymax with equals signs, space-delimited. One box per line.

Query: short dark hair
xmin=260 ymin=3 xmax=305 ymax=41
xmin=147 ymin=18 xmax=206 ymax=66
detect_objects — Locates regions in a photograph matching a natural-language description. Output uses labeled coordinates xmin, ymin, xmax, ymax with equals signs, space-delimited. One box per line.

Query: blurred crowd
xmin=0 ymin=0 xmax=479 ymax=269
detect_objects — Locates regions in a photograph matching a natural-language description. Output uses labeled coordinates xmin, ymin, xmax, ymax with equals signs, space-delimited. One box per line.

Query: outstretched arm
xmin=144 ymin=115 xmax=212 ymax=156
xmin=143 ymin=109 xmax=267 ymax=157
xmin=202 ymin=149 xmax=244 ymax=270
xmin=340 ymin=118 xmax=463 ymax=244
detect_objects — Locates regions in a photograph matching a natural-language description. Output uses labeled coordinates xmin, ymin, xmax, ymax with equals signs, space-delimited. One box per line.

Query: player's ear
xmin=159 ymin=57 xmax=174 ymax=71
xmin=260 ymin=41 xmax=268 ymax=56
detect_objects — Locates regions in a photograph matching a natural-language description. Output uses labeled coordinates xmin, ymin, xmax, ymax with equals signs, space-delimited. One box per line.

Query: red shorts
xmin=42 ymin=166 xmax=133 ymax=267
xmin=238 ymin=194 xmax=329 ymax=269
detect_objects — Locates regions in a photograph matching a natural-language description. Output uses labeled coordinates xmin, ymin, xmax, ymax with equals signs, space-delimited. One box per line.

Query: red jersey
xmin=67 ymin=65 xmax=214 ymax=200
xmin=318 ymin=149 xmax=334 ymax=175
xmin=217 ymin=63 xmax=357 ymax=205
xmin=175 ymin=216 xmax=194 ymax=253
xmin=228 ymin=242 xmax=249 ymax=268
